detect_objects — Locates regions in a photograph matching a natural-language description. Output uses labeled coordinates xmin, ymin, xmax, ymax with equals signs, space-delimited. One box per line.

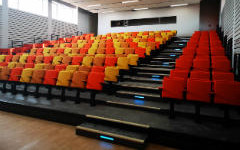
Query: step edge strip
xmin=86 ymin=114 xmax=150 ymax=129
xmin=76 ymin=126 xmax=145 ymax=144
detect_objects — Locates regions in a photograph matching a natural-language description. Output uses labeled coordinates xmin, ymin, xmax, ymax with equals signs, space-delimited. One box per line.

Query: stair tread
xmin=117 ymin=81 xmax=161 ymax=90
xmin=123 ymin=75 xmax=163 ymax=82
xmin=137 ymin=72 xmax=169 ymax=76
xmin=140 ymin=64 xmax=174 ymax=68
xmin=77 ymin=122 xmax=148 ymax=142
xmin=133 ymin=67 xmax=172 ymax=71
xmin=117 ymin=90 xmax=160 ymax=98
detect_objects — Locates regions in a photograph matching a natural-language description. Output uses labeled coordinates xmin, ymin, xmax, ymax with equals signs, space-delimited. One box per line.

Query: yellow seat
xmin=56 ymin=71 xmax=72 ymax=87
xmin=138 ymin=42 xmax=147 ymax=48
xmin=43 ymin=48 xmax=51 ymax=56
xmin=20 ymin=68 xmax=34 ymax=83
xmin=78 ymin=43 xmax=85 ymax=48
xmin=34 ymin=63 xmax=45 ymax=69
xmin=8 ymin=62 xmax=17 ymax=69
xmin=0 ymin=55 xmax=6 ymax=62
xmin=82 ymin=56 xmax=94 ymax=67
xmin=146 ymin=47 xmax=152 ymax=56
xmin=64 ymin=48 xmax=72 ymax=55
xmin=88 ymin=48 xmax=97 ymax=55
xmin=52 ymin=56 xmax=63 ymax=65
xmin=114 ymin=42 xmax=121 ymax=48
xmin=104 ymin=67 xmax=119 ymax=82
xmin=133 ymin=38 xmax=140 ymax=43
xmin=127 ymin=54 xmax=139 ymax=66
xmin=60 ymin=43 xmax=66 ymax=48
xmin=117 ymin=57 xmax=129 ymax=70
xmin=19 ymin=55 xmax=28 ymax=64
xmin=66 ymin=65 xmax=79 ymax=72
xmin=115 ymin=48 xmax=124 ymax=55
xmin=95 ymin=54 xmax=106 ymax=58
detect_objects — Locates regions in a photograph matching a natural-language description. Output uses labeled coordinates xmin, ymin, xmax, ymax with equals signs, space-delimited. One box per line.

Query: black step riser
xmin=116 ymin=93 xmax=161 ymax=101
xmin=116 ymin=85 xmax=159 ymax=93
xmin=122 ymin=78 xmax=162 ymax=84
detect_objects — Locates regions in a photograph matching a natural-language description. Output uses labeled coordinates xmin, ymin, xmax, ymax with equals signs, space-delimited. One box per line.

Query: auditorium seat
xmin=117 ymin=57 xmax=129 ymax=70
xmin=55 ymin=64 xmax=67 ymax=71
xmin=86 ymin=72 xmax=105 ymax=91
xmin=20 ymin=68 xmax=34 ymax=83
xmin=190 ymin=71 xmax=210 ymax=80
xmin=31 ymin=69 xmax=45 ymax=84
xmin=127 ymin=54 xmax=139 ymax=66
xmin=212 ymin=72 xmax=234 ymax=81
xmin=162 ymin=77 xmax=185 ymax=100
xmin=72 ymin=56 xmax=83 ymax=65
xmin=71 ymin=71 xmax=88 ymax=88
xmin=35 ymin=55 xmax=44 ymax=64
xmin=43 ymin=70 xmax=59 ymax=85
xmin=62 ymin=56 xmax=72 ymax=65
xmin=27 ymin=55 xmax=36 ymax=64
xmin=91 ymin=66 xmax=105 ymax=72
xmin=52 ymin=56 xmax=63 ymax=65
xmin=44 ymin=56 xmax=53 ymax=64
xmin=12 ymin=55 xmax=20 ymax=62
xmin=93 ymin=57 xmax=105 ymax=66
xmin=82 ymin=56 xmax=94 ymax=66
xmin=104 ymin=67 xmax=119 ymax=82
xmin=9 ymin=67 xmax=23 ymax=81
xmin=56 ymin=71 xmax=72 ymax=87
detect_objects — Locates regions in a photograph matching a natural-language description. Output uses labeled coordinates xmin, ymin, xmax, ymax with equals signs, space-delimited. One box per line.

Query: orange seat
xmin=93 ymin=57 xmax=105 ymax=66
xmin=86 ymin=72 xmax=105 ymax=90
xmin=44 ymin=56 xmax=54 ymax=64
xmin=31 ymin=69 xmax=46 ymax=84
xmin=9 ymin=67 xmax=23 ymax=81
xmin=71 ymin=71 xmax=89 ymax=88
xmin=72 ymin=56 xmax=83 ymax=65
xmin=43 ymin=70 xmax=59 ymax=85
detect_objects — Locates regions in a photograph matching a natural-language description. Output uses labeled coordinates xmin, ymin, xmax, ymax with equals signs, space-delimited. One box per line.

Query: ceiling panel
xmin=62 ymin=0 xmax=201 ymax=13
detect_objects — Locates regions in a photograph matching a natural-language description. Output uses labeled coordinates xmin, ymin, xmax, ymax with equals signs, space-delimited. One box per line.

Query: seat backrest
xmin=104 ymin=57 xmax=117 ymax=67
xmin=190 ymin=71 xmax=210 ymax=80
xmin=20 ymin=68 xmax=34 ymax=83
xmin=93 ymin=57 xmax=105 ymax=66
xmin=43 ymin=56 xmax=54 ymax=64
xmin=117 ymin=57 xmax=129 ymax=70
xmin=31 ymin=69 xmax=46 ymax=84
xmin=9 ymin=67 xmax=23 ymax=81
xmin=12 ymin=55 xmax=20 ymax=62
xmin=62 ymin=56 xmax=72 ymax=65
xmin=71 ymin=71 xmax=88 ymax=88
xmin=86 ymin=72 xmax=105 ymax=90
xmin=72 ymin=56 xmax=83 ymax=65
xmin=212 ymin=72 xmax=234 ymax=81
xmin=35 ymin=55 xmax=44 ymax=64
xmin=55 ymin=64 xmax=67 ymax=71
xmin=43 ymin=70 xmax=59 ymax=85
xmin=52 ymin=56 xmax=63 ymax=65
xmin=104 ymin=66 xmax=119 ymax=82
xmin=91 ymin=66 xmax=105 ymax=72
xmin=27 ymin=55 xmax=36 ymax=63
xmin=56 ymin=71 xmax=72 ymax=87
xmin=82 ymin=56 xmax=94 ymax=67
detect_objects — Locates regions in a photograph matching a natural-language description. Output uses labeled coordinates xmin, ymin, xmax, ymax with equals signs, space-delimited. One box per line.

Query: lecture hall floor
xmin=0 ymin=111 xmax=176 ymax=150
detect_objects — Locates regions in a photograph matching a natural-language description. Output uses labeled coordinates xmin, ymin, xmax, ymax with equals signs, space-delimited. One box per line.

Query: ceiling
xmin=62 ymin=0 xmax=201 ymax=13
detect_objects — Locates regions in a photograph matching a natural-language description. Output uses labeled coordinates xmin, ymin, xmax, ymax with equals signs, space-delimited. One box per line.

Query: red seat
xmin=135 ymin=47 xmax=145 ymax=58
xmin=91 ymin=66 xmax=105 ymax=72
xmin=175 ymin=59 xmax=192 ymax=70
xmin=106 ymin=48 xmax=115 ymax=54
xmin=25 ymin=63 xmax=34 ymax=68
xmin=212 ymin=72 xmax=234 ymax=81
xmin=190 ymin=71 xmax=210 ymax=80
xmin=86 ymin=72 xmax=105 ymax=90
xmin=5 ymin=55 xmax=13 ymax=62
xmin=162 ymin=77 xmax=185 ymax=100
xmin=214 ymin=81 xmax=240 ymax=106
xmin=44 ymin=56 xmax=53 ymax=64
xmin=186 ymin=79 xmax=212 ymax=103
xmin=170 ymin=69 xmax=189 ymax=82
xmin=8 ymin=68 xmax=23 ymax=81
xmin=80 ymin=48 xmax=89 ymax=54
xmin=193 ymin=59 xmax=210 ymax=71
xmin=57 ymin=48 xmax=64 ymax=55
xmin=55 ymin=64 xmax=67 ymax=71
xmin=104 ymin=57 xmax=117 ymax=67
xmin=72 ymin=56 xmax=83 ymax=65
xmin=36 ymin=48 xmax=43 ymax=55
xmin=43 ymin=70 xmax=59 ymax=85
xmin=27 ymin=55 xmax=36 ymax=63
xmin=212 ymin=60 xmax=231 ymax=72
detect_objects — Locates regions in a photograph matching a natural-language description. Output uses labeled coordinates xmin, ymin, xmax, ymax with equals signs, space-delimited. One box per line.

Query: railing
xmin=33 ymin=37 xmax=43 ymax=43
xmin=51 ymin=34 xmax=60 ymax=40
xmin=11 ymin=40 xmax=23 ymax=48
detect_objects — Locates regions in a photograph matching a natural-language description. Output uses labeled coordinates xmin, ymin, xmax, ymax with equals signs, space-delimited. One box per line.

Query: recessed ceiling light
xmin=170 ymin=3 xmax=188 ymax=7
xmin=87 ymin=4 xmax=101 ymax=7
xmin=122 ymin=0 xmax=139 ymax=4
xmin=133 ymin=7 xmax=148 ymax=11
xmin=101 ymin=11 xmax=115 ymax=13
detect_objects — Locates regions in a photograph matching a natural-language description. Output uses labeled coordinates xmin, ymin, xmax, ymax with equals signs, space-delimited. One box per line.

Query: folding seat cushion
xmin=106 ymin=48 xmax=115 ymax=54
xmin=186 ymin=79 xmax=212 ymax=103
xmin=212 ymin=60 xmax=231 ymax=72
xmin=62 ymin=56 xmax=72 ymax=65
xmin=70 ymin=71 xmax=88 ymax=88
xmin=104 ymin=56 xmax=117 ymax=67
xmin=162 ymin=77 xmax=185 ymax=100
xmin=212 ymin=72 xmax=234 ymax=81
xmin=125 ymin=48 xmax=135 ymax=55
xmin=5 ymin=55 xmax=13 ymax=63
xmin=72 ymin=56 xmax=83 ymax=65
xmin=71 ymin=43 xmax=78 ymax=48
xmin=170 ymin=69 xmax=189 ymax=82
xmin=8 ymin=67 xmax=23 ymax=81
xmin=27 ymin=55 xmax=36 ymax=64
xmin=66 ymin=65 xmax=79 ymax=72
xmin=16 ymin=63 xmax=25 ymax=68
xmin=190 ymin=71 xmax=210 ymax=80
xmin=43 ymin=70 xmax=59 ymax=85
xmin=87 ymin=48 xmax=97 ymax=55
xmin=64 ymin=48 xmax=72 ymax=55
xmin=0 ymin=62 xmax=8 ymax=67
xmin=79 ymin=66 xmax=91 ymax=72
xmin=97 ymin=48 xmax=105 ymax=54
xmin=82 ymin=56 xmax=94 ymax=67
xmin=24 ymin=63 xmax=34 ymax=68
xmin=43 ymin=48 xmax=51 ymax=56
xmin=56 ymin=71 xmax=72 ymax=87
xmin=12 ymin=55 xmax=20 ymax=62
xmin=49 ymin=48 xmax=57 ymax=55
xmin=59 ymin=43 xmax=66 ymax=48
xmin=52 ymin=56 xmax=63 ymax=65
xmin=57 ymin=48 xmax=65 ymax=55
xmin=36 ymin=48 xmax=43 ymax=55
xmin=55 ymin=64 xmax=67 ymax=71
xmin=214 ymin=81 xmax=240 ymax=106
xmin=117 ymin=57 xmax=129 ymax=70
xmin=115 ymin=48 xmax=124 ymax=55
xmin=35 ymin=55 xmax=44 ymax=64
xmin=72 ymin=48 xmax=80 ymax=55
xmin=34 ymin=63 xmax=45 ymax=69
xmin=20 ymin=68 xmax=34 ymax=83
xmin=31 ymin=69 xmax=45 ymax=84
xmin=79 ymin=48 xmax=88 ymax=54
xmin=147 ymin=42 xmax=156 ymax=50
xmin=175 ymin=59 xmax=192 ymax=70
xmin=127 ymin=54 xmax=139 ymax=66
xmin=43 ymin=64 xmax=55 ymax=70
xmin=0 ymin=55 xmax=6 ymax=62
xmin=104 ymin=67 xmax=119 ymax=82
xmin=135 ymin=47 xmax=146 ymax=58
xmin=91 ymin=66 xmax=105 ymax=72
xmin=8 ymin=62 xmax=17 ymax=69
xmin=120 ymin=42 xmax=129 ymax=48
xmin=43 ymin=56 xmax=54 ymax=64
xmin=93 ymin=57 xmax=105 ymax=66
xmin=0 ymin=67 xmax=11 ymax=80
xmin=86 ymin=72 xmax=105 ymax=90
xmin=193 ymin=59 xmax=210 ymax=71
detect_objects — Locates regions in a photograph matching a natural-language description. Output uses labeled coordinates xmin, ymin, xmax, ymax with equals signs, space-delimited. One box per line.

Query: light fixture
xmin=170 ymin=3 xmax=188 ymax=7
xmin=87 ymin=4 xmax=101 ymax=7
xmin=122 ymin=0 xmax=139 ymax=4
xmin=101 ymin=11 xmax=114 ymax=13
xmin=133 ymin=7 xmax=148 ymax=11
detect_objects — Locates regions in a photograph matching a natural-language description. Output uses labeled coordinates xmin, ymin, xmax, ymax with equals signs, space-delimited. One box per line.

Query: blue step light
xmin=134 ymin=95 xmax=145 ymax=99
xmin=152 ymin=78 xmax=161 ymax=81
xmin=174 ymin=48 xmax=181 ymax=51
xmin=134 ymin=99 xmax=145 ymax=105
xmin=152 ymin=75 xmax=161 ymax=78
xmin=179 ymin=44 xmax=184 ymax=46
xmin=100 ymin=135 xmax=114 ymax=141
xmin=170 ymin=54 xmax=176 ymax=57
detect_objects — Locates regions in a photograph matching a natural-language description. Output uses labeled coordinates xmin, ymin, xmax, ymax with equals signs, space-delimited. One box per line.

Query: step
xmin=140 ymin=64 xmax=174 ymax=69
xmin=116 ymin=90 xmax=161 ymax=101
xmin=161 ymin=49 xmax=183 ymax=53
xmin=149 ymin=61 xmax=176 ymax=65
xmin=136 ymin=72 xmax=169 ymax=78
xmin=151 ymin=57 xmax=176 ymax=61
xmin=122 ymin=75 xmax=163 ymax=83
xmin=76 ymin=122 xmax=148 ymax=149
xmin=132 ymin=67 xmax=172 ymax=73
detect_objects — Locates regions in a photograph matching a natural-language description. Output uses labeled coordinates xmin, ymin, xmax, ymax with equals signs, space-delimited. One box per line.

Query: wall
xmin=0 ymin=6 xmax=3 ymax=47
xmin=98 ymin=4 xmax=200 ymax=36
xmin=200 ymin=0 xmax=220 ymax=31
